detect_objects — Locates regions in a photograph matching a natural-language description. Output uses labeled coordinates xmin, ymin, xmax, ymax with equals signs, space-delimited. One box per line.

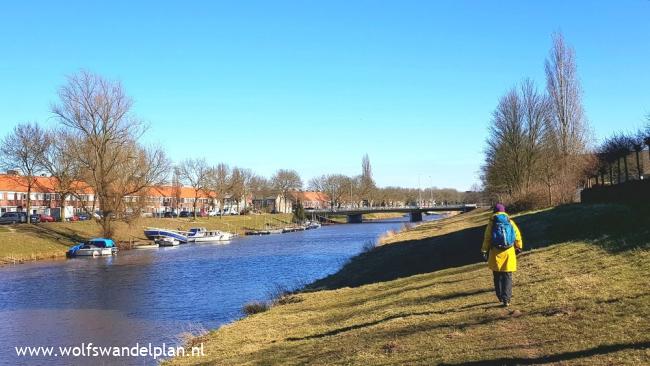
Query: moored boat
xmin=155 ymin=237 xmax=180 ymax=246
xmin=67 ymin=238 xmax=118 ymax=257
xmin=144 ymin=227 xmax=188 ymax=243
xmin=134 ymin=243 xmax=159 ymax=249
xmin=188 ymin=227 xmax=236 ymax=242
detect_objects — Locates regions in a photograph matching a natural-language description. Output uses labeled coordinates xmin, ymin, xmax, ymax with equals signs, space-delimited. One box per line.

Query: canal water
xmin=0 ymin=215 xmax=439 ymax=365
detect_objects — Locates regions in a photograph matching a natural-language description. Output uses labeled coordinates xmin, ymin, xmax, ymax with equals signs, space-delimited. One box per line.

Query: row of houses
xmin=0 ymin=173 xmax=331 ymax=216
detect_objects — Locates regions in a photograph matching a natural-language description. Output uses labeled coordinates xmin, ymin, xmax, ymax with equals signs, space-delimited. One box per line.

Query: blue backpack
xmin=491 ymin=214 xmax=516 ymax=249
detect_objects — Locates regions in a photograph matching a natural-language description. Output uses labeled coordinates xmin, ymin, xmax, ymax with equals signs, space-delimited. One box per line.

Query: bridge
xmin=306 ymin=204 xmax=478 ymax=223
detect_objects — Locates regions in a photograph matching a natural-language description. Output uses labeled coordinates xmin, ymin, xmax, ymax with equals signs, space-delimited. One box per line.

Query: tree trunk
xmin=547 ymin=183 xmax=552 ymax=206
xmin=101 ymin=216 xmax=113 ymax=238
xmin=26 ymin=185 xmax=32 ymax=223
xmin=623 ymin=155 xmax=629 ymax=182
xmin=59 ymin=194 xmax=67 ymax=222
xmin=635 ymin=151 xmax=642 ymax=179
xmin=609 ymin=165 xmax=613 ymax=185
xmin=193 ymin=195 xmax=198 ymax=220
xmin=617 ymin=158 xmax=622 ymax=184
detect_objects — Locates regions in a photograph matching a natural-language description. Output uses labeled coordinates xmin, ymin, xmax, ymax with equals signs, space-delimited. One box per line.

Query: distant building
xmin=290 ymin=191 xmax=330 ymax=210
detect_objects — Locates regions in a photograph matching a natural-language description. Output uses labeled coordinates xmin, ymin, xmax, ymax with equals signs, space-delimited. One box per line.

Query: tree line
xmin=588 ymin=122 xmax=650 ymax=186
xmin=0 ymin=71 xmax=470 ymax=238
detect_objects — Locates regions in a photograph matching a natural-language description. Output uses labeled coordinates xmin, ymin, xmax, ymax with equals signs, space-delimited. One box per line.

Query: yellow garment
xmin=481 ymin=213 xmax=523 ymax=272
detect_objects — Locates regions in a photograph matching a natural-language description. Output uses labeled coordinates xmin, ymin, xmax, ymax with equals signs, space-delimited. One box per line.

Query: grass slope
xmin=0 ymin=214 xmax=293 ymax=265
xmin=167 ymin=204 xmax=650 ymax=365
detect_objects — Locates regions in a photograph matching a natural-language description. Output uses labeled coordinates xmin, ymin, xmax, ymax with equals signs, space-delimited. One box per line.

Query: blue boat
xmin=67 ymin=238 xmax=118 ymax=257
xmin=143 ymin=227 xmax=189 ymax=243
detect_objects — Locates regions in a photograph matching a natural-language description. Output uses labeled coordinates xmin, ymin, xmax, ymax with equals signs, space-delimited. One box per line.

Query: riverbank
xmin=166 ymin=203 xmax=650 ymax=365
xmin=0 ymin=213 xmax=293 ymax=266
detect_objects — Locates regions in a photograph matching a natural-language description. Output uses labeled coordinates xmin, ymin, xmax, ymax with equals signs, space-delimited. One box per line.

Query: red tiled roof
xmin=0 ymin=174 xmax=212 ymax=199
xmin=291 ymin=191 xmax=330 ymax=202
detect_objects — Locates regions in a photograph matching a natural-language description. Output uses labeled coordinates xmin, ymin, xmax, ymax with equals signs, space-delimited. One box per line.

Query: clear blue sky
xmin=1 ymin=1 xmax=649 ymax=191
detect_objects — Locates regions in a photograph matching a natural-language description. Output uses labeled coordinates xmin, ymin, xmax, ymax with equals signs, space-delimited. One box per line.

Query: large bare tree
xmin=545 ymin=32 xmax=591 ymax=202
xmin=271 ymin=169 xmax=302 ymax=213
xmin=177 ymin=158 xmax=210 ymax=219
xmin=52 ymin=70 xmax=169 ymax=237
xmin=0 ymin=122 xmax=47 ymax=223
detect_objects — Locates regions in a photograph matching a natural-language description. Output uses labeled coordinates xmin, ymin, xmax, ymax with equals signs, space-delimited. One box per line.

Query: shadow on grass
xmin=309 ymin=203 xmax=650 ymax=291
xmin=439 ymin=341 xmax=650 ymax=365
xmin=286 ymin=299 xmax=501 ymax=342
xmin=14 ymin=224 xmax=87 ymax=244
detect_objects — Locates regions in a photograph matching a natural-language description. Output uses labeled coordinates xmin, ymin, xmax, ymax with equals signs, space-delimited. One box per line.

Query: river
xmin=0 ymin=215 xmax=439 ymax=365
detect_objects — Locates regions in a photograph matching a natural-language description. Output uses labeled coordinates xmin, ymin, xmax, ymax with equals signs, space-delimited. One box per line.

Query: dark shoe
xmin=502 ymin=300 xmax=511 ymax=307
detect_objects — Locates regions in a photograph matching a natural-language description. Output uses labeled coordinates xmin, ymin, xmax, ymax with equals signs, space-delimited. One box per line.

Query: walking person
xmin=481 ymin=204 xmax=523 ymax=307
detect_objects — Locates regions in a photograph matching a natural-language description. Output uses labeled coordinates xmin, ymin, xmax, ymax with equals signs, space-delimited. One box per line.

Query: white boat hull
xmin=134 ymin=244 xmax=159 ymax=249
xmin=75 ymin=248 xmax=114 ymax=256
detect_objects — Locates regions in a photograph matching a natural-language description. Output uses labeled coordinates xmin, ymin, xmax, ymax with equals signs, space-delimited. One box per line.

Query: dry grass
xmin=166 ymin=203 xmax=650 ymax=365
xmin=0 ymin=213 xmax=293 ymax=266
xmin=363 ymin=212 xmax=407 ymax=220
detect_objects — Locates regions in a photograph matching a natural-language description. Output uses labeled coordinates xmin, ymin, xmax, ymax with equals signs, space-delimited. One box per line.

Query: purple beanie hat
xmin=494 ymin=203 xmax=506 ymax=213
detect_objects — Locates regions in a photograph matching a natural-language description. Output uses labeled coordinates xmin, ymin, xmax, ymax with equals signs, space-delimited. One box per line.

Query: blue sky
xmin=1 ymin=1 xmax=649 ymax=190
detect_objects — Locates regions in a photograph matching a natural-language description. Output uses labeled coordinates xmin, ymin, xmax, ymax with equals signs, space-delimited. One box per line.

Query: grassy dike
xmin=0 ymin=213 xmax=293 ymax=265
xmin=167 ymin=204 xmax=650 ymax=365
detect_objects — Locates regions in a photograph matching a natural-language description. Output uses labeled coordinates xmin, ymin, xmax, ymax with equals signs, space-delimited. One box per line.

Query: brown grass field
xmin=166 ymin=203 xmax=650 ymax=365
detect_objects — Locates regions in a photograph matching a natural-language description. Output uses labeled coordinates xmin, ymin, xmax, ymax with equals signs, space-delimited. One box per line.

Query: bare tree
xmin=206 ymin=163 xmax=231 ymax=216
xmin=308 ymin=174 xmax=349 ymax=209
xmin=247 ymin=174 xmax=271 ymax=211
xmin=177 ymin=158 xmax=209 ymax=219
xmin=229 ymin=167 xmax=246 ymax=212
xmin=0 ymin=122 xmax=47 ymax=223
xmin=38 ymin=128 xmax=83 ymax=221
xmin=545 ymin=32 xmax=591 ymax=202
xmin=359 ymin=154 xmax=376 ymax=206
xmin=271 ymin=169 xmax=302 ymax=213
xmin=52 ymin=70 xmax=170 ymax=237
xmin=631 ymin=130 xmax=646 ymax=179
xmin=482 ymin=86 xmax=531 ymax=202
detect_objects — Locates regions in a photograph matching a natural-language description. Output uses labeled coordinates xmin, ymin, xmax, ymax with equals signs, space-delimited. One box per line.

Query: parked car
xmin=77 ymin=213 xmax=90 ymax=221
xmin=32 ymin=214 xmax=55 ymax=223
xmin=67 ymin=215 xmax=80 ymax=222
xmin=29 ymin=214 xmax=41 ymax=223
xmin=179 ymin=211 xmax=191 ymax=218
xmin=0 ymin=212 xmax=28 ymax=224
xmin=196 ymin=211 xmax=208 ymax=217
xmin=163 ymin=211 xmax=178 ymax=218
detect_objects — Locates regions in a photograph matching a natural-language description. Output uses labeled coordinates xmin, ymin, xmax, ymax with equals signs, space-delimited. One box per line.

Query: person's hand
xmin=481 ymin=252 xmax=488 ymax=261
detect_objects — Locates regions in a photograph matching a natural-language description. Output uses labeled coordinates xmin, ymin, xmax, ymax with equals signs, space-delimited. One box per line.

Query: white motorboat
xmin=187 ymin=227 xmax=236 ymax=242
xmin=155 ymin=237 xmax=180 ymax=247
xmin=306 ymin=221 xmax=321 ymax=229
xmin=67 ymin=238 xmax=118 ymax=257
xmin=144 ymin=227 xmax=188 ymax=243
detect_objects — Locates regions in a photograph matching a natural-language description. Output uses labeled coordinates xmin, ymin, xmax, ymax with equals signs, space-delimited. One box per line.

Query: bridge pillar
xmin=347 ymin=214 xmax=363 ymax=223
xmin=409 ymin=211 xmax=423 ymax=222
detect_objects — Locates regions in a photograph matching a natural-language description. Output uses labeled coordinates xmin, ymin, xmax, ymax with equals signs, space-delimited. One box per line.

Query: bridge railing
xmin=305 ymin=204 xmax=477 ymax=214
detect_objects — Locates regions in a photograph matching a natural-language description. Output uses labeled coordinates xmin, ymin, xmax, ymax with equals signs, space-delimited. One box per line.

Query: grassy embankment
xmin=0 ymin=213 xmax=293 ymax=265
xmin=167 ymin=204 xmax=650 ymax=365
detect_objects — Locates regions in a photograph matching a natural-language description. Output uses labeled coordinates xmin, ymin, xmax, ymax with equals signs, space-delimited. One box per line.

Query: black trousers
xmin=492 ymin=271 xmax=512 ymax=302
